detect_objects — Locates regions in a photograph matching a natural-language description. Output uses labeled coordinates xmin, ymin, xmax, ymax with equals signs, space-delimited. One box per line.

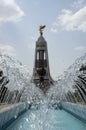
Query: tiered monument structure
xmin=32 ymin=26 xmax=53 ymax=92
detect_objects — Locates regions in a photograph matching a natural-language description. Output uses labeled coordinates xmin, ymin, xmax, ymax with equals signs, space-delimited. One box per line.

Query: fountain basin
xmin=5 ymin=109 xmax=86 ymax=130
xmin=61 ymin=102 xmax=86 ymax=123
xmin=0 ymin=103 xmax=29 ymax=130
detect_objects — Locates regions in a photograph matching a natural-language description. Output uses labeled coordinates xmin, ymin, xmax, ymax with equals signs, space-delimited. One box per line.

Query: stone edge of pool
xmin=0 ymin=103 xmax=29 ymax=130
xmin=61 ymin=102 xmax=86 ymax=123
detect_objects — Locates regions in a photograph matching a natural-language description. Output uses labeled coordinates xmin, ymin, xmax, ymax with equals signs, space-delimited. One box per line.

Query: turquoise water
xmin=6 ymin=109 xmax=86 ymax=130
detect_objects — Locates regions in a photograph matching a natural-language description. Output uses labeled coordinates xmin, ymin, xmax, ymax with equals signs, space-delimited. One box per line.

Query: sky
xmin=0 ymin=0 xmax=86 ymax=79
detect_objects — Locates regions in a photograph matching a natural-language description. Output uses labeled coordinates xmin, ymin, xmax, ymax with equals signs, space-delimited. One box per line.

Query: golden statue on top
xmin=39 ymin=25 xmax=46 ymax=36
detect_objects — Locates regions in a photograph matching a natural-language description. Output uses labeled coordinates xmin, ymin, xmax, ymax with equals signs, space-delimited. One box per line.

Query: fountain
xmin=0 ymin=28 xmax=86 ymax=130
xmin=0 ymin=55 xmax=86 ymax=130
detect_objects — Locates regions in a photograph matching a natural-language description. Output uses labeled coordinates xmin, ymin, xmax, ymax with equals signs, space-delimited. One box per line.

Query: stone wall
xmin=61 ymin=102 xmax=86 ymax=123
xmin=0 ymin=103 xmax=29 ymax=129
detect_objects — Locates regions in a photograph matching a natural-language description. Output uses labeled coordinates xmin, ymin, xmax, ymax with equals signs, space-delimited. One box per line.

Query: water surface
xmin=6 ymin=109 xmax=86 ymax=130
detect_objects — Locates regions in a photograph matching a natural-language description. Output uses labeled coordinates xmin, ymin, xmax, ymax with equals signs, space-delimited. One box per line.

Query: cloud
xmin=0 ymin=44 xmax=16 ymax=56
xmin=72 ymin=0 xmax=85 ymax=8
xmin=0 ymin=0 xmax=24 ymax=23
xmin=74 ymin=46 xmax=86 ymax=51
xmin=51 ymin=2 xmax=86 ymax=32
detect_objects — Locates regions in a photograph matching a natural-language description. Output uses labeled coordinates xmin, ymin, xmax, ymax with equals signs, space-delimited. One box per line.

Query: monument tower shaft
xmin=32 ymin=26 xmax=53 ymax=92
